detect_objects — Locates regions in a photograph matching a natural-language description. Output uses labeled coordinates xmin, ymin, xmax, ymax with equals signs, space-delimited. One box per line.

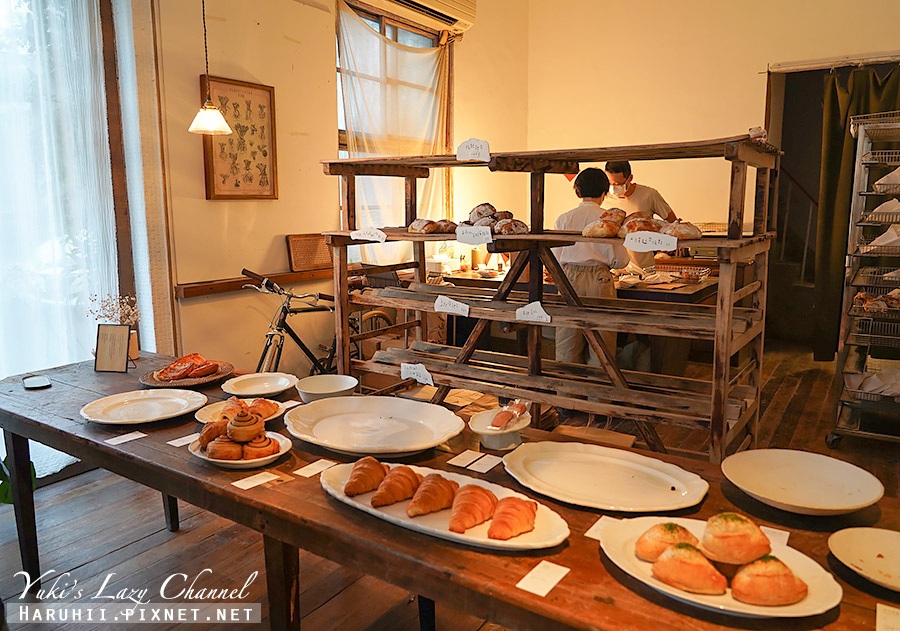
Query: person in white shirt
xmin=605 ymin=160 xmax=677 ymax=269
xmin=552 ymin=168 xmax=629 ymax=366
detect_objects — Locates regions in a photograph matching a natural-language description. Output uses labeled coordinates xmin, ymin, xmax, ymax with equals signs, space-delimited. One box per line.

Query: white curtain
xmin=0 ymin=1 xmax=119 ymax=474
xmin=336 ymin=0 xmax=450 ymax=263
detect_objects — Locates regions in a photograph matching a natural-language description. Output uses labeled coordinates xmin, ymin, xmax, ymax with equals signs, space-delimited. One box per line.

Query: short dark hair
xmin=573 ymin=168 xmax=609 ymax=198
xmin=605 ymin=160 xmax=632 ymax=179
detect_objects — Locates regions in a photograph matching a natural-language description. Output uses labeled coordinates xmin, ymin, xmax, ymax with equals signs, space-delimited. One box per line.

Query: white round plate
xmin=194 ymin=399 xmax=288 ymax=424
xmin=502 ymin=442 xmax=708 ymax=512
xmin=221 ymin=372 xmax=299 ymax=397
xmin=80 ymin=390 xmax=208 ymax=424
xmin=188 ymin=431 xmax=292 ymax=470
xmin=321 ymin=463 xmax=569 ymax=550
xmin=601 ymin=516 xmax=843 ymax=618
xmin=284 ymin=396 xmax=464 ymax=456
xmin=721 ymin=449 xmax=884 ymax=515
xmin=828 ymin=527 xmax=900 ymax=591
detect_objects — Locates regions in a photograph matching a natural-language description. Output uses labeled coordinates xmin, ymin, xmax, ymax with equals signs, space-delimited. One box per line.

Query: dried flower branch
xmin=87 ymin=294 xmax=141 ymax=328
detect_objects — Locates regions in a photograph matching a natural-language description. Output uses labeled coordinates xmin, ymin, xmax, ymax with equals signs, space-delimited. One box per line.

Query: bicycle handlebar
xmin=242 ymin=268 xmax=335 ymax=303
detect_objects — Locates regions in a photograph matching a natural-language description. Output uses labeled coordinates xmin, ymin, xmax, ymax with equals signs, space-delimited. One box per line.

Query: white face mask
xmin=611 ymin=183 xmax=628 ymax=197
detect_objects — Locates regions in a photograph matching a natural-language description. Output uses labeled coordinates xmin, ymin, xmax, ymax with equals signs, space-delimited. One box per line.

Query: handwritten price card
xmin=623 ymin=231 xmax=677 ymax=252
xmin=456 ymin=224 xmax=493 ymax=245
xmin=400 ymin=362 xmax=434 ymax=386
xmin=516 ymin=301 xmax=551 ymax=323
xmin=456 ymin=137 xmax=490 ymax=162
xmin=350 ymin=227 xmax=387 ymax=243
xmin=434 ymin=295 xmax=470 ymax=317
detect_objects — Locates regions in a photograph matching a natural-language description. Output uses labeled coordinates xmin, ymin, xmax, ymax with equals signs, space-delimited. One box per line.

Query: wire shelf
xmin=852 ymin=267 xmax=900 ymax=287
xmin=855 ymin=236 xmax=900 ymax=256
xmin=654 ymin=265 xmax=711 ymax=283
xmin=873 ymin=183 xmax=900 ymax=195
xmin=847 ymin=319 xmax=900 ymax=348
xmin=863 ymin=150 xmax=900 ymax=166
xmin=851 ymin=110 xmax=900 ymax=140
xmin=859 ymin=210 xmax=900 ymax=225
xmin=844 ymin=388 xmax=896 ymax=403
xmin=860 ymin=191 xmax=894 ymax=197
xmin=849 ymin=305 xmax=900 ymax=320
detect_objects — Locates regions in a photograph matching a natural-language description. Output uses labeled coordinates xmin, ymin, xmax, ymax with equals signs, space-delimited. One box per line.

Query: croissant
xmin=448 ymin=485 xmax=498 ymax=533
xmin=407 ymin=474 xmax=459 ymax=517
xmin=487 ymin=497 xmax=537 ymax=540
xmin=217 ymin=396 xmax=247 ymax=423
xmin=248 ymin=398 xmax=279 ymax=419
xmin=343 ymin=456 xmax=390 ymax=496
xmin=198 ymin=419 xmax=228 ymax=449
xmin=370 ymin=465 xmax=422 ymax=507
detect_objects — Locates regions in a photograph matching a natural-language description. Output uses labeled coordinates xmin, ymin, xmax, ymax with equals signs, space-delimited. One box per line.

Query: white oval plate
xmin=284 ymin=396 xmax=464 ymax=456
xmin=828 ymin=527 xmax=900 ymax=591
xmin=80 ymin=390 xmax=208 ymax=424
xmin=502 ymin=442 xmax=708 ymax=512
xmin=601 ymin=516 xmax=842 ymax=618
xmin=221 ymin=372 xmax=299 ymax=397
xmin=188 ymin=431 xmax=292 ymax=470
xmin=194 ymin=399 xmax=288 ymax=424
xmin=321 ymin=463 xmax=569 ymax=550
xmin=721 ymin=449 xmax=884 ymax=515
xmin=468 ymin=408 xmax=531 ymax=435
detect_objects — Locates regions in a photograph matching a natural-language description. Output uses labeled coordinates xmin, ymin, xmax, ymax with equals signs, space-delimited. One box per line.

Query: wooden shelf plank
xmin=174 ymin=268 xmax=333 ymax=299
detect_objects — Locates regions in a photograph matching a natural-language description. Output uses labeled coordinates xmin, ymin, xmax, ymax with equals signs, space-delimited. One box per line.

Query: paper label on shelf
xmin=516 ymin=301 xmax=551 ymax=323
xmin=350 ymin=227 xmax=387 ymax=243
xmin=434 ymin=295 xmax=470 ymax=317
xmin=232 ymin=472 xmax=280 ymax=490
xmin=516 ymin=561 xmax=570 ymax=597
xmin=584 ymin=516 xmax=620 ymax=541
xmin=294 ymin=459 xmax=337 ymax=478
xmin=877 ymin=604 xmax=900 ymax=631
xmin=456 ymin=137 xmax=490 ymax=162
xmin=760 ymin=525 xmax=790 ymax=547
xmin=167 ymin=433 xmax=200 ymax=448
xmin=467 ymin=453 xmax=502 ymax=473
xmin=105 ymin=431 xmax=147 ymax=445
xmin=456 ymin=224 xmax=493 ymax=245
xmin=623 ymin=231 xmax=677 ymax=252
xmin=447 ymin=450 xmax=484 ymax=468
xmin=400 ymin=362 xmax=434 ymax=386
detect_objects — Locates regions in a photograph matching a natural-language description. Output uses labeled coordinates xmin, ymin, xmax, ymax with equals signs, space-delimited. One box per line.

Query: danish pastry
xmin=248 ymin=398 xmax=280 ymax=419
xmin=206 ymin=435 xmax=243 ymax=460
xmin=198 ymin=419 xmax=228 ymax=449
xmin=226 ymin=408 xmax=265 ymax=443
xmin=242 ymin=433 xmax=281 ymax=459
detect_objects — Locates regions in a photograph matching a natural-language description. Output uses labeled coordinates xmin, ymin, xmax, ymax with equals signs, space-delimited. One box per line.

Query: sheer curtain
xmin=336 ymin=0 xmax=451 ymax=263
xmin=0 ymin=1 xmax=119 ymax=474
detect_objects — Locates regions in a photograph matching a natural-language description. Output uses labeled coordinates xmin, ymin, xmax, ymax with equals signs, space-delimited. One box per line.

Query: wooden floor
xmin=1 ymin=341 xmax=897 ymax=630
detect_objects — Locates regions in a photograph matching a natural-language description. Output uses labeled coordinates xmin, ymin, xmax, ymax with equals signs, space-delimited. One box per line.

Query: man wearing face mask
xmin=605 ymin=160 xmax=677 ymax=269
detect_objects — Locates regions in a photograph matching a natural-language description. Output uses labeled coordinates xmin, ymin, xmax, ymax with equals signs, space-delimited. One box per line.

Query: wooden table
xmin=2 ymin=355 xmax=899 ymax=630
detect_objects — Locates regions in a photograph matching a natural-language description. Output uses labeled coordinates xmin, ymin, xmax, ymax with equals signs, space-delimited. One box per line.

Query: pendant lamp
xmin=188 ymin=0 xmax=232 ymax=135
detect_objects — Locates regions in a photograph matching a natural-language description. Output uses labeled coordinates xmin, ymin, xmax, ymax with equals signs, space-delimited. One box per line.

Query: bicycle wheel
xmin=357 ymin=309 xmax=396 ymax=361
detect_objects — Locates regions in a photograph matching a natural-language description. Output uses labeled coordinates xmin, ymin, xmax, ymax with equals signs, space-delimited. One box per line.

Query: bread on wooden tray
xmin=599 ymin=208 xmax=626 ymax=224
xmin=619 ymin=218 xmax=661 ymax=236
xmin=582 ymin=219 xmax=621 ymax=238
xmin=469 ymin=202 xmax=497 ymax=223
xmin=433 ymin=219 xmax=457 ymax=233
xmin=371 ymin=465 xmax=422 ymax=507
xmin=206 ymin=435 xmax=243 ymax=460
xmin=493 ymin=211 xmax=514 ymax=221
xmin=487 ymin=496 xmax=537 ymax=540
xmin=635 ymin=522 xmax=699 ymax=562
xmin=699 ymin=513 xmax=771 ymax=565
xmin=344 ymin=456 xmax=390 ymax=496
xmin=651 ymin=543 xmax=728 ymax=595
xmin=494 ymin=218 xmax=528 ymax=235
xmin=409 ymin=218 xmax=439 ymax=233
xmin=730 ymin=556 xmax=808 ymax=606
xmin=473 ymin=216 xmax=497 ymax=228
xmin=660 ymin=219 xmax=702 ymax=240
xmin=242 ymin=433 xmax=281 ymax=459
xmin=449 ymin=485 xmax=498 ymax=533
xmin=407 ymin=473 xmax=459 ymax=517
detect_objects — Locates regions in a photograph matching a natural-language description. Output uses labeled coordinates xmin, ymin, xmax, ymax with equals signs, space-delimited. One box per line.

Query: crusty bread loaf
xmin=661 ymin=220 xmax=702 ymax=240
xmin=651 ymin=543 xmax=727 ymax=595
xmin=583 ymin=219 xmax=621 ymax=238
xmin=494 ymin=218 xmax=528 ymax=234
xmin=599 ymin=208 xmax=626 ymax=224
xmin=469 ymin=203 xmax=497 ymax=223
xmin=433 ymin=219 xmax=458 ymax=233
xmin=409 ymin=218 xmax=438 ymax=233
xmin=635 ymin=522 xmax=700 ymax=562
xmin=731 ymin=556 xmax=808 ymax=606
xmin=622 ymin=219 xmax=661 ymax=234
xmin=473 ymin=216 xmax=497 ymax=228
xmin=699 ymin=513 xmax=771 ymax=565
xmin=493 ymin=211 xmax=514 ymax=221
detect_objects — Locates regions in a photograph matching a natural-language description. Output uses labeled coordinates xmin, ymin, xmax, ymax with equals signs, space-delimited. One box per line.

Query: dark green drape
xmin=813 ymin=67 xmax=900 ymax=360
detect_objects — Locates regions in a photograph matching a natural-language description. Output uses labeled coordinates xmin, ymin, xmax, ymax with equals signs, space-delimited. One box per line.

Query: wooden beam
xmin=174 ymin=268 xmax=333 ymax=299
xmin=725 ymin=141 xmax=777 ymax=170
xmin=334 ymin=245 xmax=351 ymax=374
xmin=732 ymin=280 xmax=762 ymax=304
xmin=405 ymin=176 xmax=417 ymax=225
xmin=710 ymin=261 xmax=736 ymax=463
xmin=489 ymin=157 xmax=580 ymax=174
xmin=325 ymin=163 xmax=431 ymax=178
xmin=342 ymin=174 xmax=356 ymax=231
xmin=753 ymin=167 xmax=770 ymax=235
xmin=727 ymin=161 xmax=748 ymax=240
xmin=530 ymin=172 xmax=545 ymax=234
xmin=351 ymin=319 xmax=421 ymax=343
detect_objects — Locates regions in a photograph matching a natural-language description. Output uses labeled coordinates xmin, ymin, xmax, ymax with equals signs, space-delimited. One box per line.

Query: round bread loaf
xmin=731 ymin=556 xmax=808 ymax=606
xmin=469 ymin=203 xmax=497 ymax=223
xmin=409 ymin=218 xmax=438 ymax=233
xmin=473 ymin=216 xmax=497 ymax=228
xmin=599 ymin=208 xmax=626 ymax=224
xmin=699 ymin=513 xmax=771 ymax=565
xmin=622 ymin=219 xmax=661 ymax=234
xmin=494 ymin=218 xmax=528 ymax=234
xmin=433 ymin=219 xmax=458 ymax=233
xmin=661 ymin=220 xmax=702 ymax=240
xmin=493 ymin=211 xmax=514 ymax=221
xmin=583 ymin=219 xmax=620 ymax=238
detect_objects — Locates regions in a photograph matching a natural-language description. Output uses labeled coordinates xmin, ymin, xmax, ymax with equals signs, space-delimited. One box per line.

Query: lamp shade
xmin=188 ymin=100 xmax=232 ymax=135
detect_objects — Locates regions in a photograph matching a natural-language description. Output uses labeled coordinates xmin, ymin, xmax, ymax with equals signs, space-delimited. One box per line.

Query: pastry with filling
xmin=651 ymin=542 xmax=728 ymax=595
xmin=635 ymin=522 xmax=700 ymax=562
xmin=226 ymin=408 xmax=265 ymax=443
xmin=206 ymin=435 xmax=243 ymax=460
xmin=242 ymin=433 xmax=281 ymax=459
xmin=731 ymin=555 xmax=808 ymax=606
xmin=699 ymin=512 xmax=771 ymax=565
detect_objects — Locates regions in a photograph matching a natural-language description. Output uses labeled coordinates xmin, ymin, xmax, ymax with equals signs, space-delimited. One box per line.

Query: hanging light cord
xmin=202 ymin=0 xmax=210 ymax=101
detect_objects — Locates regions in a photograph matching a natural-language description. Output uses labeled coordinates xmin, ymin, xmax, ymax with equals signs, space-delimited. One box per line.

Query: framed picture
xmin=94 ymin=324 xmax=130 ymax=373
xmin=200 ymin=75 xmax=278 ymax=199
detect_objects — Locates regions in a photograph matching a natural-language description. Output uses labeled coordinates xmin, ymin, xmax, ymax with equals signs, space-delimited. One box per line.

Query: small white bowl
xmin=295 ymin=374 xmax=359 ymax=403
xmin=468 ymin=408 xmax=531 ymax=451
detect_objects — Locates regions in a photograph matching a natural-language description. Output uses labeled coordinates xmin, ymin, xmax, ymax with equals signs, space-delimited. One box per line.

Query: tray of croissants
xmin=599 ymin=513 xmax=842 ymax=617
xmin=581 ymin=209 xmax=702 ymax=241
xmin=140 ymin=353 xmax=234 ymax=388
xmin=189 ymin=397 xmax=292 ymax=469
xmin=320 ymin=456 xmax=569 ymax=550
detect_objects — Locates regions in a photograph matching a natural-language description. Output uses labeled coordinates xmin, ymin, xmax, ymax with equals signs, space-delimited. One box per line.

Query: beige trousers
xmin=555 ymin=263 xmax=617 ymax=366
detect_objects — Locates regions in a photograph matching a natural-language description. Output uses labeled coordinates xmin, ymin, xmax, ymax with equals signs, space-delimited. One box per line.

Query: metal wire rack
xmin=855 ymin=235 xmax=900 ymax=256
xmin=853 ymin=267 xmax=900 ymax=287
xmin=862 ymin=149 xmax=900 ymax=165
xmin=851 ymin=110 xmax=900 ymax=140
xmin=848 ymin=319 xmax=900 ymax=348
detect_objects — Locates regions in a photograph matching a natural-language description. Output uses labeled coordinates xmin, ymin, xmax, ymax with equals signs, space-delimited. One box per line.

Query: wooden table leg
xmin=263 ymin=534 xmax=300 ymax=630
xmin=417 ymin=595 xmax=436 ymax=631
xmin=3 ymin=431 xmax=40 ymax=593
xmin=162 ymin=493 xmax=179 ymax=532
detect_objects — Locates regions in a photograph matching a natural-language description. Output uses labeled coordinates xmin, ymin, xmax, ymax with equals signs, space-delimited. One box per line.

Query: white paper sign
xmin=434 ymin=295 xmax=470 ymax=317
xmin=350 ymin=227 xmax=387 ymax=243
xmin=105 ymin=431 xmax=146 ymax=446
xmin=232 ymin=471 xmax=280 ymax=490
xmin=624 ymin=231 xmax=678 ymax=252
xmin=760 ymin=525 xmax=790 ymax=547
xmin=167 ymin=433 xmax=200 ymax=448
xmin=456 ymin=137 xmax=490 ymax=162
xmin=467 ymin=453 xmax=502 ymax=473
xmin=447 ymin=449 xmax=484 ymax=468
xmin=515 ymin=561 xmax=570 ymax=597
xmin=294 ymin=459 xmax=337 ymax=478
xmin=456 ymin=224 xmax=493 ymax=245
xmin=878 ymin=604 xmax=900 ymax=631
xmin=400 ymin=362 xmax=434 ymax=386
xmin=516 ymin=301 xmax=551 ymax=323
xmin=584 ymin=516 xmax=620 ymax=541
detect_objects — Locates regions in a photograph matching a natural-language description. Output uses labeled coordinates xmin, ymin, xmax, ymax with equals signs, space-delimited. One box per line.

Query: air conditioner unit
xmin=364 ymin=0 xmax=476 ymax=34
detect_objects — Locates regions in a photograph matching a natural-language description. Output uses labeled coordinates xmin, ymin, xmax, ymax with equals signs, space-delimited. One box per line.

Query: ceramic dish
xmin=321 ymin=462 xmax=569 ymax=550
xmin=828 ymin=527 xmax=900 ymax=591
xmin=284 ymin=396 xmax=464 ymax=456
xmin=468 ymin=408 xmax=531 ymax=451
xmin=295 ymin=374 xmax=358 ymax=403
xmin=601 ymin=516 xmax=843 ymax=618
xmin=194 ymin=399 xmax=289 ymax=424
xmin=80 ymin=389 xmax=208 ymax=425
xmin=221 ymin=372 xmax=299 ymax=397
xmin=502 ymin=442 xmax=708 ymax=512
xmin=721 ymin=449 xmax=884 ymax=515
xmin=139 ymin=362 xmax=234 ymax=388
xmin=188 ymin=431 xmax=292 ymax=470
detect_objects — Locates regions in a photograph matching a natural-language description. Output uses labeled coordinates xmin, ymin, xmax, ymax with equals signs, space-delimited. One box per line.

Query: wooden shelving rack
xmin=321 ymin=135 xmax=780 ymax=463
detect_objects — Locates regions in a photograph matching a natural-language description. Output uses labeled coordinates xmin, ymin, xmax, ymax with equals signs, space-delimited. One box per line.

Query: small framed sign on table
xmin=200 ymin=75 xmax=278 ymax=200
xmin=94 ymin=324 xmax=131 ymax=373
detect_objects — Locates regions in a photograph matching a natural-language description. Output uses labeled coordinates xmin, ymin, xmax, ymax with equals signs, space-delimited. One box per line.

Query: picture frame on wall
xmin=200 ymin=75 xmax=278 ymax=200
